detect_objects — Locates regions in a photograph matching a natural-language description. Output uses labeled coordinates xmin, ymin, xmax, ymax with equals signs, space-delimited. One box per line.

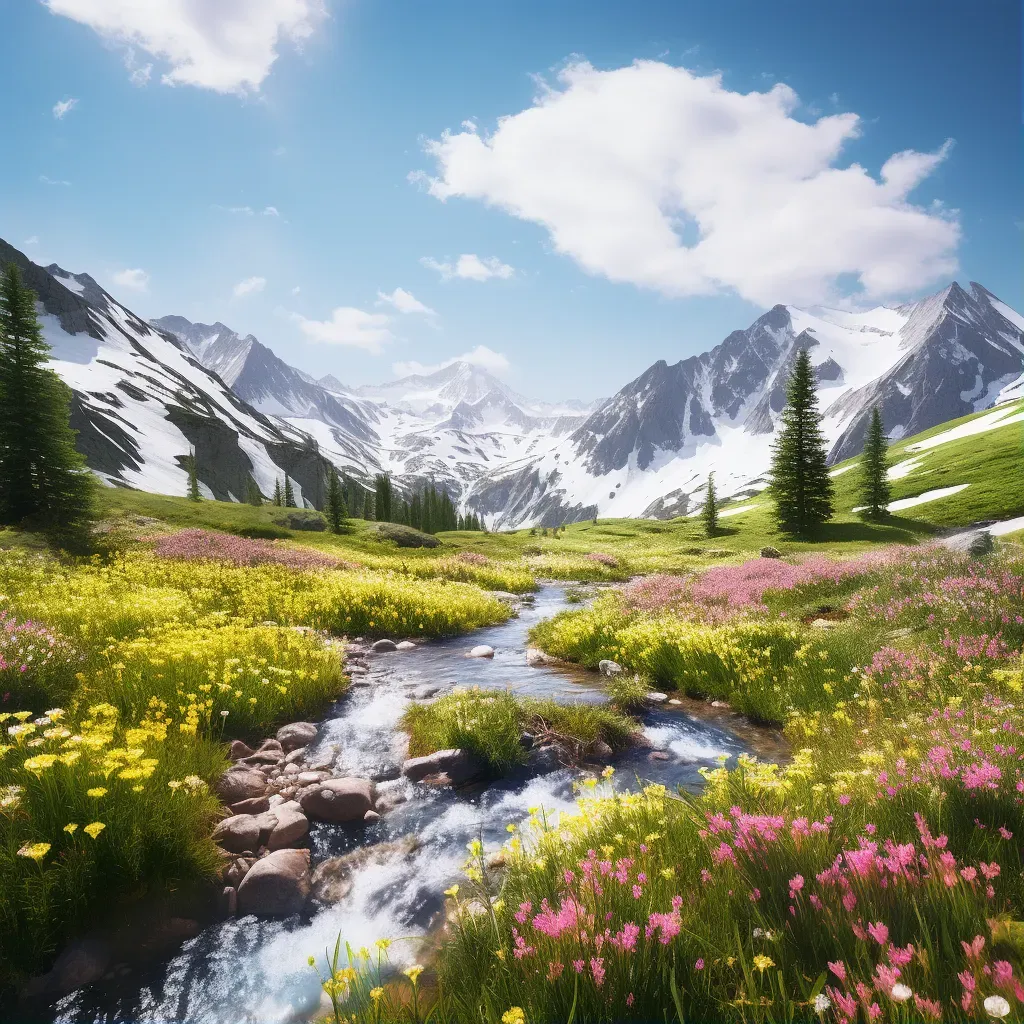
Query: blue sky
xmin=1 ymin=0 xmax=1020 ymax=403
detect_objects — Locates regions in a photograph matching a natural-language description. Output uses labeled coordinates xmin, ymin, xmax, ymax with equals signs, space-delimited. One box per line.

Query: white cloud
xmin=112 ymin=268 xmax=149 ymax=292
xmin=420 ymin=253 xmax=516 ymax=282
xmin=291 ymin=307 xmax=393 ymax=353
xmin=124 ymin=47 xmax=153 ymax=85
xmin=52 ymin=97 xmax=79 ymax=119
xmin=43 ymin=0 xmax=327 ymax=94
xmin=24 ymin=236 xmax=39 ymax=246
xmin=290 ymin=285 xmax=302 ymax=295
xmin=233 ymin=276 xmax=267 ymax=297
xmin=417 ymin=60 xmax=960 ymax=306
xmin=376 ymin=287 xmax=436 ymax=316
xmin=393 ymin=345 xmax=510 ymax=378
xmin=262 ymin=206 xmax=280 ymax=217
xmin=40 ymin=175 xmax=71 ymax=186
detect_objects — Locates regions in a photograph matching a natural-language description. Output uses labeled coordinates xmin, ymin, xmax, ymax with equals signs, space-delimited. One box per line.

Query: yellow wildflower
xmin=17 ymin=842 xmax=51 ymax=861
xmin=403 ymin=964 xmax=424 ymax=985
xmin=87 ymin=787 xmax=107 ymax=798
xmin=753 ymin=954 xmax=775 ymax=973
xmin=444 ymin=884 xmax=460 ymax=897
xmin=502 ymin=1009 xmax=526 ymax=1024
xmin=84 ymin=822 xmax=106 ymax=839
xmin=64 ymin=823 xmax=78 ymax=834
xmin=369 ymin=987 xmax=384 ymax=1001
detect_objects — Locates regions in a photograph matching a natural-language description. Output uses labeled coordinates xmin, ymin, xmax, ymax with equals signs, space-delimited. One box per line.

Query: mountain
xmin=464 ymin=283 xmax=1024 ymax=527
xmin=0 ymin=239 xmax=335 ymax=505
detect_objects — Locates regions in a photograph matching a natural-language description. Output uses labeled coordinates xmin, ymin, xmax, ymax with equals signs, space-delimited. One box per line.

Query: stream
xmin=52 ymin=585 xmax=772 ymax=1024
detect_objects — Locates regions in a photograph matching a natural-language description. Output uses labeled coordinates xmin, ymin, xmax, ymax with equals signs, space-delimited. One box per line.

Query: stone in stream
xmin=402 ymin=749 xmax=483 ymax=785
xmin=220 ymin=886 xmax=237 ymax=918
xmin=467 ymin=645 xmax=495 ymax=659
xmin=241 ymin=750 xmax=283 ymax=766
xmin=215 ymin=767 xmax=267 ymax=804
xmin=525 ymin=744 xmax=562 ymax=774
xmin=588 ymin=739 xmax=614 ymax=761
xmin=599 ymin=659 xmax=623 ymax=677
xmin=236 ymin=849 xmax=311 ymax=916
xmin=310 ymin=836 xmax=420 ymax=904
xmin=410 ymin=684 xmax=442 ymax=700
xmin=649 ymin=751 xmax=671 ymax=762
xmin=283 ymin=746 xmax=307 ymax=766
xmin=396 ymin=640 xmax=417 ymax=650
xmin=266 ymin=802 xmax=310 ymax=850
xmin=299 ymin=778 xmax=376 ymax=823
xmin=230 ymin=795 xmax=270 ymax=815
xmin=212 ymin=814 xmax=262 ymax=853
xmin=371 ymin=639 xmax=398 ymax=653
xmin=645 ymin=692 xmax=668 ymax=704
xmin=276 ymin=722 xmax=317 ymax=751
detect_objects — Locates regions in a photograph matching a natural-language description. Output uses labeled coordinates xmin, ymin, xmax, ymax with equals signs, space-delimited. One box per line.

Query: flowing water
xmin=54 ymin=585 xmax=769 ymax=1024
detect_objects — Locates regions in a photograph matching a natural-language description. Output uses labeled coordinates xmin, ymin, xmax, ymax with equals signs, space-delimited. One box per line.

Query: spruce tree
xmin=769 ymin=349 xmax=834 ymax=535
xmin=702 ymin=472 xmax=719 ymax=537
xmin=374 ymin=472 xmax=392 ymax=523
xmin=283 ymin=477 xmax=296 ymax=508
xmin=858 ymin=406 xmax=892 ymax=520
xmin=186 ymin=448 xmax=201 ymax=502
xmin=410 ymin=492 xmax=422 ymax=531
xmin=0 ymin=263 xmax=94 ymax=549
xmin=362 ymin=490 xmax=375 ymax=521
xmin=272 ymin=479 xmax=283 ymax=506
xmin=246 ymin=478 xmax=263 ymax=506
xmin=325 ymin=468 xmax=349 ymax=533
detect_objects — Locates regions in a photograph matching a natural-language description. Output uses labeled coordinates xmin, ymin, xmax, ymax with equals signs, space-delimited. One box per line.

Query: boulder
xmin=588 ymin=739 xmax=614 ymax=761
xmin=371 ymin=639 xmax=398 ymax=653
xmin=259 ymin=738 xmax=284 ymax=753
xmin=310 ymin=836 xmax=419 ymax=904
xmin=241 ymin=750 xmax=283 ymax=766
xmin=488 ymin=591 xmax=523 ymax=608
xmin=649 ymin=750 xmax=671 ymax=762
xmin=236 ymin=849 xmax=311 ymax=916
xmin=276 ymin=722 xmax=318 ymax=751
xmin=299 ymin=777 xmax=375 ymax=823
xmin=229 ymin=795 xmax=270 ymax=816
xmin=599 ymin=659 xmax=623 ymax=677
xmin=272 ymin=510 xmax=327 ymax=532
xmin=215 ymin=767 xmax=267 ymax=804
xmin=526 ymin=744 xmax=562 ymax=774
xmin=212 ymin=814 xmax=262 ymax=853
xmin=51 ymin=936 xmax=113 ymax=993
xmin=467 ymin=645 xmax=495 ymax=659
xmin=941 ymin=529 xmax=994 ymax=556
xmin=229 ymin=740 xmax=254 ymax=761
xmin=410 ymin=685 xmax=442 ymax=700
xmin=375 ymin=788 xmax=409 ymax=814
xmin=646 ymin=692 xmax=668 ymax=704
xmin=760 ymin=546 xmax=782 ymax=559
xmin=396 ymin=640 xmax=417 ymax=651
xmin=283 ymin=746 xmax=308 ymax=766
xmin=267 ymin=802 xmax=310 ymax=850
xmin=402 ymin=749 xmax=483 ymax=785
xmin=296 ymin=771 xmax=329 ymax=786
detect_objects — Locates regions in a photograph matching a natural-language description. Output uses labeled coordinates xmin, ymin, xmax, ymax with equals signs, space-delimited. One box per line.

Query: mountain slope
xmin=466 ymin=283 xmax=1023 ymax=528
xmin=0 ymin=239 xmax=334 ymax=505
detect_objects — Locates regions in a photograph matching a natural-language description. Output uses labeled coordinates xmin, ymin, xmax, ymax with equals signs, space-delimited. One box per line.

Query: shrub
xmin=372 ymin=523 xmax=441 ymax=548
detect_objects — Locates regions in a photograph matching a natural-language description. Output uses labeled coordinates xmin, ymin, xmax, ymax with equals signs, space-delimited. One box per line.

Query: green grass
xmin=401 ymin=689 xmax=639 ymax=775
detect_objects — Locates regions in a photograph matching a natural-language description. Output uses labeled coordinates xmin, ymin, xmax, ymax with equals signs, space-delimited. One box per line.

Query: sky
xmin=0 ymin=0 xmax=1020 ymax=404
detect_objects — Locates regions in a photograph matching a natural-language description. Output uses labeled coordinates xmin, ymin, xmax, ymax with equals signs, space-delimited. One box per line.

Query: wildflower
xmin=444 ymin=884 xmax=460 ymax=897
xmin=695 ymin=958 xmax=705 ymax=970
xmin=984 ymin=995 xmax=1011 ymax=1018
xmin=84 ymin=822 xmax=106 ymax=839
xmin=17 ymin=842 xmax=51 ymax=862
xmin=86 ymin=787 xmax=108 ymax=798
xmin=891 ymin=984 xmax=913 ymax=1002
xmin=369 ymin=987 xmax=383 ymax=1001
xmin=813 ymin=993 xmax=831 ymax=1014
xmin=403 ymin=964 xmax=423 ymax=986
xmin=867 ymin=921 xmax=889 ymax=945
xmin=307 ymin=956 xmax=316 ymax=967
xmin=63 ymin=823 xmax=78 ymax=834
xmin=828 ymin=961 xmax=846 ymax=982
xmin=501 ymin=1009 xmax=525 ymax=1024
xmin=753 ymin=954 xmax=775 ymax=973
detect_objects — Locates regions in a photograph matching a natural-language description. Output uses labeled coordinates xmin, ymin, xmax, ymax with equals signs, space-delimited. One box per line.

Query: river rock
xmin=467 ymin=644 xmax=495 ymax=658
xmin=212 ymin=814 xmax=262 ymax=853
xmin=242 ymin=750 xmax=283 ymax=766
xmin=296 ymin=770 xmax=328 ymax=786
xmin=410 ymin=684 xmax=442 ymax=700
xmin=599 ymin=659 xmax=623 ymax=677
xmin=363 ymin=810 xmax=381 ymax=823
xmin=283 ymin=746 xmax=308 ymax=765
xmin=371 ymin=639 xmax=398 ymax=653
xmin=402 ymin=749 xmax=483 ymax=785
xmin=215 ymin=767 xmax=267 ymax=804
xmin=229 ymin=795 xmax=270 ymax=815
xmin=220 ymin=886 xmax=237 ymax=918
xmin=236 ymin=849 xmax=311 ymax=916
xmin=276 ymin=722 xmax=317 ymax=751
xmin=299 ymin=777 xmax=375 ymax=823
xmin=374 ymin=787 xmax=409 ymax=813
xmin=645 ymin=692 xmax=668 ymax=703
xmin=267 ymin=802 xmax=310 ymax=850
xmin=396 ymin=640 xmax=417 ymax=650
xmin=51 ymin=936 xmax=113 ymax=993
xmin=588 ymin=739 xmax=614 ymax=761
xmin=224 ymin=859 xmax=249 ymax=887
xmin=668 ymin=698 xmax=682 ymax=705
xmin=259 ymin=738 xmax=284 ymax=753
xmin=941 ymin=528 xmax=994 ymax=556
xmin=649 ymin=750 xmax=671 ymax=761
xmin=229 ymin=740 xmax=254 ymax=761
xmin=310 ymin=836 xmax=419 ymax=904
xmin=526 ymin=744 xmax=562 ymax=774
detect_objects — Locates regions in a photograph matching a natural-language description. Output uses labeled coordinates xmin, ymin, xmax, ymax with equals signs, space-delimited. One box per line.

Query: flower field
xmin=0 ymin=543 xmax=512 ymax=987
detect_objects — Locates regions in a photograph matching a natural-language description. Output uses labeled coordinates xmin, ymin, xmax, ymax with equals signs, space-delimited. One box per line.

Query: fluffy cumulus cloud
xmin=112 ymin=268 xmax=149 ymax=292
xmin=52 ymin=97 xmax=78 ymax=119
xmin=417 ymin=61 xmax=960 ymax=306
xmin=420 ymin=254 xmax=515 ymax=282
xmin=393 ymin=344 xmax=510 ymax=378
xmin=376 ymin=287 xmax=436 ymax=316
xmin=233 ymin=276 xmax=266 ymax=297
xmin=43 ymin=0 xmax=326 ymax=94
xmin=291 ymin=308 xmax=393 ymax=352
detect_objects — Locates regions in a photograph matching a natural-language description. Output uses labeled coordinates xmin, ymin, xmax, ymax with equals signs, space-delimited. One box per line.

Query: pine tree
xmin=769 ymin=349 xmax=834 ymax=534
xmin=283 ymin=477 xmax=296 ymax=508
xmin=0 ymin=263 xmax=94 ymax=549
xmin=245 ymin=477 xmax=263 ymax=506
xmin=374 ymin=473 xmax=392 ymax=523
xmin=858 ymin=406 xmax=892 ymax=520
xmin=186 ymin=448 xmax=201 ymax=502
xmin=363 ymin=490 xmax=375 ymax=521
xmin=410 ymin=492 xmax=422 ymax=531
xmin=325 ymin=468 xmax=349 ymax=533
xmin=272 ymin=479 xmax=283 ymax=506
xmin=702 ymin=472 xmax=719 ymax=537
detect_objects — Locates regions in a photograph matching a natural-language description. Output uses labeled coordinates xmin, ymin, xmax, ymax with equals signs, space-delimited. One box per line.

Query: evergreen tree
xmin=702 ymin=472 xmax=719 ymax=537
xmin=374 ymin=472 xmax=393 ymax=523
xmin=246 ymin=477 xmax=263 ymax=506
xmin=858 ymin=406 xmax=892 ymax=520
xmin=410 ymin=492 xmax=422 ymax=531
xmin=325 ymin=468 xmax=349 ymax=533
xmin=186 ymin=448 xmax=201 ymax=502
xmin=272 ymin=479 xmax=283 ymax=506
xmin=0 ymin=263 xmax=94 ymax=549
xmin=283 ymin=477 xmax=296 ymax=508
xmin=363 ymin=490 xmax=375 ymax=520
xmin=769 ymin=349 xmax=834 ymax=534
